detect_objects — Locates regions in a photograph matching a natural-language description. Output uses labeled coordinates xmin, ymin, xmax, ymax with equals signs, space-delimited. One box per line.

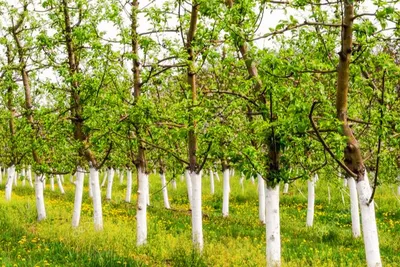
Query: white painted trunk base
xmin=72 ymin=167 xmax=85 ymax=228
xmin=398 ymin=186 xmax=400 ymax=196
xmin=90 ymin=168 xmax=103 ymax=231
xmin=191 ymin=171 xmax=203 ymax=251
xmin=35 ymin=174 xmax=46 ymax=221
xmin=240 ymin=174 xmax=245 ymax=193
xmin=125 ymin=169 xmax=133 ymax=202
xmin=137 ymin=168 xmax=148 ymax=246
xmin=172 ymin=178 xmax=177 ymax=190
xmin=106 ymin=168 xmax=114 ymax=200
xmin=27 ymin=166 xmax=33 ymax=188
xmin=185 ymin=170 xmax=193 ymax=209
xmin=214 ymin=171 xmax=220 ymax=182
xmin=250 ymin=176 xmax=255 ymax=184
xmin=283 ymin=183 xmax=289 ymax=194
xmin=50 ymin=176 xmax=55 ymax=191
xmin=306 ymin=176 xmax=316 ymax=227
xmin=347 ymin=177 xmax=361 ymax=238
xmin=258 ymin=175 xmax=266 ymax=224
xmin=14 ymin=171 xmax=18 ymax=186
xmin=160 ymin=172 xmax=171 ymax=209
xmin=101 ymin=171 xmax=107 ymax=187
xmin=21 ymin=169 xmax=26 ymax=187
xmin=5 ymin=165 xmax=15 ymax=201
xmin=0 ymin=167 xmax=2 ymax=184
xmin=222 ymin=169 xmax=230 ymax=217
xmin=56 ymin=175 xmax=65 ymax=194
xmin=209 ymin=169 xmax=215 ymax=195
xmin=266 ymin=185 xmax=281 ymax=267
xmin=357 ymin=173 xmax=382 ymax=267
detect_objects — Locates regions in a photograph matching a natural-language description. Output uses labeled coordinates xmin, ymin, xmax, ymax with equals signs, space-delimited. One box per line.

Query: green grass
xmin=0 ymin=173 xmax=399 ymax=266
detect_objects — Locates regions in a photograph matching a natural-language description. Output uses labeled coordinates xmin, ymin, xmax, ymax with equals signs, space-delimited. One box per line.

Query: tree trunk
xmin=160 ymin=172 xmax=171 ymax=209
xmin=266 ymin=185 xmax=281 ymax=267
xmin=57 ymin=175 xmax=65 ymax=195
xmin=50 ymin=175 xmax=55 ymax=191
xmin=35 ymin=174 xmax=46 ymax=221
xmin=5 ymin=165 xmax=15 ymax=201
xmin=347 ymin=177 xmax=361 ymax=238
xmin=106 ymin=168 xmax=114 ymax=200
xmin=209 ymin=168 xmax=215 ymax=195
xmin=90 ymin=167 xmax=103 ymax=231
xmin=306 ymin=175 xmax=316 ymax=227
xmin=72 ymin=167 xmax=85 ymax=228
xmin=126 ymin=169 xmax=133 ymax=202
xmin=258 ymin=174 xmax=266 ymax=224
xmin=185 ymin=169 xmax=193 ymax=209
xmin=222 ymin=168 xmax=230 ymax=217
xmin=358 ymin=173 xmax=381 ymax=266
xmin=136 ymin=167 xmax=148 ymax=246
xmin=191 ymin=171 xmax=203 ymax=251
xmin=283 ymin=183 xmax=289 ymax=194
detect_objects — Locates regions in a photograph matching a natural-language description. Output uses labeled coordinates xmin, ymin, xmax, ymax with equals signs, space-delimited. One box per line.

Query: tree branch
xmin=309 ymin=101 xmax=357 ymax=178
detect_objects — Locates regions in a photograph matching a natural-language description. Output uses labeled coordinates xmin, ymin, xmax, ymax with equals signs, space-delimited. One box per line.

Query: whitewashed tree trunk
xmin=357 ymin=172 xmax=382 ymax=267
xmin=250 ymin=176 xmax=255 ymax=184
xmin=87 ymin=172 xmax=93 ymax=198
xmin=72 ymin=167 xmax=85 ymax=228
xmin=172 ymin=178 xmax=177 ymax=190
xmin=90 ymin=167 xmax=103 ymax=231
xmin=125 ymin=169 xmax=133 ymax=203
xmin=13 ymin=171 xmax=18 ymax=186
xmin=56 ymin=175 xmax=65 ymax=194
xmin=21 ymin=169 xmax=26 ymax=186
xmin=265 ymin=185 xmax=281 ymax=267
xmin=27 ymin=166 xmax=33 ymax=188
xmin=222 ymin=168 xmax=230 ymax=217
xmin=209 ymin=168 xmax=215 ymax=195
xmin=398 ymin=185 xmax=400 ymax=196
xmin=35 ymin=174 xmax=46 ymax=221
xmin=185 ymin=170 xmax=193 ymax=209
xmin=0 ymin=167 xmax=2 ymax=184
xmin=343 ymin=178 xmax=348 ymax=187
xmin=214 ymin=171 xmax=220 ymax=182
xmin=137 ymin=167 xmax=148 ymax=246
xmin=106 ymin=168 xmax=114 ymax=200
xmin=258 ymin=174 xmax=266 ymax=224
xmin=50 ymin=175 xmax=55 ymax=191
xmin=5 ymin=165 xmax=15 ymax=201
xmin=180 ymin=174 xmax=184 ymax=182
xmin=191 ymin=171 xmax=203 ymax=251
xmin=306 ymin=175 xmax=316 ymax=227
xmin=101 ymin=171 xmax=107 ymax=187
xmin=283 ymin=183 xmax=289 ymax=194
xmin=160 ymin=172 xmax=171 ymax=209
xmin=347 ymin=177 xmax=361 ymax=238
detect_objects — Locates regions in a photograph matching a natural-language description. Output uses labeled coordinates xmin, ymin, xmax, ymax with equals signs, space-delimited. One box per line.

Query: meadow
xmin=0 ymin=172 xmax=399 ymax=266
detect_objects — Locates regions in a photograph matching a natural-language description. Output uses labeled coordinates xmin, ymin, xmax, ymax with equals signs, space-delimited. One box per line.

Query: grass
xmin=0 ymin=172 xmax=399 ymax=266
